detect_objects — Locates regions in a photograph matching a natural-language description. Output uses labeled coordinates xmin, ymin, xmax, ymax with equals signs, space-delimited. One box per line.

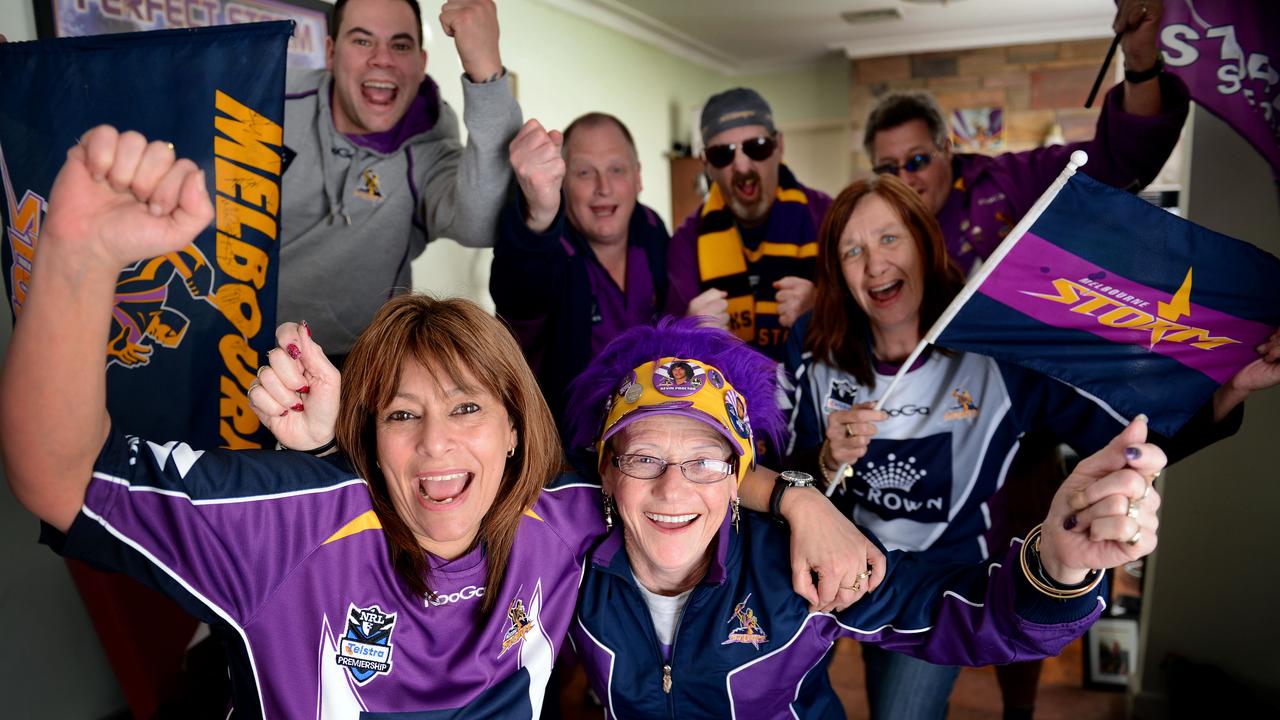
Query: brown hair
xmin=335 ymin=295 xmax=562 ymax=612
xmin=805 ymin=175 xmax=965 ymax=388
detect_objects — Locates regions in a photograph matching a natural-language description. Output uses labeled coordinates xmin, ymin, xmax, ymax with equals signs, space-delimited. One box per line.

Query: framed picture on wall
xmin=32 ymin=0 xmax=331 ymax=68
xmin=1085 ymin=616 xmax=1140 ymax=689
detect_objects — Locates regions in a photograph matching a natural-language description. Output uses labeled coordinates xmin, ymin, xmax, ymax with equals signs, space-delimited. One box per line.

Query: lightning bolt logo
xmin=1152 ymin=268 xmax=1194 ymax=346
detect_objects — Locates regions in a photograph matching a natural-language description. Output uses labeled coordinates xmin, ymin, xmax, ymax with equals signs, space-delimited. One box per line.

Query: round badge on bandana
xmin=723 ymin=389 xmax=750 ymax=439
xmin=653 ymin=359 xmax=705 ymax=397
xmin=707 ymin=368 xmax=724 ymax=389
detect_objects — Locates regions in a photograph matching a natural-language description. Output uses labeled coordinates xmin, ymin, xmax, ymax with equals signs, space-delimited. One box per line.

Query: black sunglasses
xmin=704 ymin=135 xmax=777 ymax=169
xmin=873 ymin=151 xmax=939 ymax=177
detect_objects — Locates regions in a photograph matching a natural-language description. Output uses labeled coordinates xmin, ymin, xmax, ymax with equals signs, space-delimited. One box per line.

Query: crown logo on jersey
xmin=858 ymin=453 xmax=927 ymax=494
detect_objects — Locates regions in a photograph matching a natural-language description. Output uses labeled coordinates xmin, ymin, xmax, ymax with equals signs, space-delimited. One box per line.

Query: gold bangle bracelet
xmin=1019 ymin=524 xmax=1104 ymax=599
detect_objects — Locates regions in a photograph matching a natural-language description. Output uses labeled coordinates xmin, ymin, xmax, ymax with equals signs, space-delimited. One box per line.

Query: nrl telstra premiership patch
xmin=336 ymin=603 xmax=397 ymax=684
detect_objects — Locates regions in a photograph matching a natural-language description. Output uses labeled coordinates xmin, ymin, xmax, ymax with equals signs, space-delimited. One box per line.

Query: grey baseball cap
xmin=700 ymin=88 xmax=776 ymax=144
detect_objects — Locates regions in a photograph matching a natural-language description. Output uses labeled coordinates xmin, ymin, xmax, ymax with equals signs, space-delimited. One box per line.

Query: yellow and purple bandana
xmin=597 ymin=356 xmax=755 ymax=484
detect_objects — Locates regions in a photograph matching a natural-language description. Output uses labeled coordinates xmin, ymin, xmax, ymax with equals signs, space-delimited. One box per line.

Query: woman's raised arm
xmin=0 ymin=126 xmax=212 ymax=531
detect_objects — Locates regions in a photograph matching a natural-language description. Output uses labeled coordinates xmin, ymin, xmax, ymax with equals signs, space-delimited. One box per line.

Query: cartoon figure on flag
xmin=108 ymin=246 xmax=215 ymax=368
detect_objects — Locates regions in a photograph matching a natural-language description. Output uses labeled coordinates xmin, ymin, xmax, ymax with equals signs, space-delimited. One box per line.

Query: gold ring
xmin=845 ymin=424 xmax=855 ymax=438
xmin=840 ymin=581 xmax=862 ymax=592
xmin=1140 ymin=484 xmax=1152 ymax=500
xmin=1127 ymin=498 xmax=1140 ymax=520
xmin=1126 ymin=529 xmax=1142 ymax=546
xmin=856 ymin=569 xmax=873 ymax=580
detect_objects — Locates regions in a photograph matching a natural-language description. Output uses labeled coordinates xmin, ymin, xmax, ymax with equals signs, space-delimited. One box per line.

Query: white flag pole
xmin=872 ymin=150 xmax=1090 ymax=412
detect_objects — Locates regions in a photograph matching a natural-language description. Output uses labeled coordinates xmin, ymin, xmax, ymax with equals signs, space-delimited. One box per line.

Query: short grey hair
xmin=863 ymin=91 xmax=949 ymax=159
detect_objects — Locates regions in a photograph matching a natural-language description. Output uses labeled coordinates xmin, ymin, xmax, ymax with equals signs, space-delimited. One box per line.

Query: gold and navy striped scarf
xmin=695 ymin=166 xmax=818 ymax=358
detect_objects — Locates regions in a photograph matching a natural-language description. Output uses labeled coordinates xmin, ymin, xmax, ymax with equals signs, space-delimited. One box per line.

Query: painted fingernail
xmin=297 ymin=385 xmax=311 ymax=395
xmin=291 ymin=402 xmax=305 ymax=412
xmin=279 ymin=410 xmax=289 ymax=417
xmin=1063 ymin=515 xmax=1078 ymax=531
xmin=1125 ymin=446 xmax=1142 ymax=461
xmin=302 ymin=321 xmax=311 ymax=337
xmin=287 ymin=343 xmax=301 ymax=360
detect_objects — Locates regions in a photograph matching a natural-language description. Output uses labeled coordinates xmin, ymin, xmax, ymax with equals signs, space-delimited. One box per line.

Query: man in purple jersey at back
xmin=857 ymin=2 xmax=1187 ymax=718
xmin=491 ymin=113 xmax=698 ymax=434
xmin=669 ymin=88 xmax=832 ymax=362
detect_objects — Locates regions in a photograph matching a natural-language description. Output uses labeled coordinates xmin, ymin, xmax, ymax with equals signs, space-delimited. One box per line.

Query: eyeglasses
xmin=873 ymin=151 xmax=939 ymax=177
xmin=612 ymin=453 xmax=736 ymax=484
xmin=703 ymin=135 xmax=777 ymax=169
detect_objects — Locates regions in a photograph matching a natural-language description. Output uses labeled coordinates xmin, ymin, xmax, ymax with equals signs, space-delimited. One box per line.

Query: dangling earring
xmin=731 ymin=497 xmax=740 ymax=532
xmin=603 ymin=491 xmax=614 ymax=531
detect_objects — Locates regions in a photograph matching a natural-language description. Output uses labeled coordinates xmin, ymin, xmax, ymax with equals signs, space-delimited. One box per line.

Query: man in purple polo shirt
xmin=864 ymin=2 xmax=1186 ymax=275
xmin=857 ymin=2 xmax=1187 ymax=718
xmin=491 ymin=113 xmax=697 ymax=432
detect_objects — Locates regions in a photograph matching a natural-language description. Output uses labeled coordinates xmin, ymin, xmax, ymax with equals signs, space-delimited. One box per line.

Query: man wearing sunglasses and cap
xmin=669 ymin=88 xmax=833 ymax=362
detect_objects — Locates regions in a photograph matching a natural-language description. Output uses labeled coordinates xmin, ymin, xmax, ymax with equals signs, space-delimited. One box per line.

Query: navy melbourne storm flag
xmin=0 ymin=23 xmax=292 ymax=717
xmin=877 ymin=152 xmax=1280 ymax=438
xmin=1 ymin=21 xmax=291 ymax=451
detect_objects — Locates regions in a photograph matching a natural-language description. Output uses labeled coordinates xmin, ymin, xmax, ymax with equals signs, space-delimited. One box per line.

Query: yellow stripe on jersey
xmin=323 ymin=509 xmax=382 ymax=545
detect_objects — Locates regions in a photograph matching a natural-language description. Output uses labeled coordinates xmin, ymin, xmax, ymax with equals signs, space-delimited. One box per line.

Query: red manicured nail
xmin=302 ymin=321 xmax=311 ymax=337
xmin=291 ymin=402 xmax=305 ymax=412
xmin=297 ymin=385 xmax=311 ymax=394
xmin=287 ymin=343 xmax=301 ymax=360
xmin=279 ymin=410 xmax=289 ymax=417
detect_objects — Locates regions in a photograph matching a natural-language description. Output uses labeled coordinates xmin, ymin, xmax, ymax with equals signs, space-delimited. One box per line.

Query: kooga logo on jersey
xmin=425 ymin=585 xmax=486 ymax=608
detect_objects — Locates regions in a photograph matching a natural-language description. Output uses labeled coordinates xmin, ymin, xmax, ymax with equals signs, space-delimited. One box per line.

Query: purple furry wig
xmin=564 ymin=317 xmax=784 ymax=455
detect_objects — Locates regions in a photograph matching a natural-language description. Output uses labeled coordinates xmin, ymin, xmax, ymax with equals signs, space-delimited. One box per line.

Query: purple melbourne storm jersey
xmin=46 ymin=429 xmax=605 ymax=718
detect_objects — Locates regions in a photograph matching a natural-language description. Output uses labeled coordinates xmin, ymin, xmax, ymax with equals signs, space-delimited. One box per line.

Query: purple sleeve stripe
xmin=78 ymin=504 xmax=269 ymax=717
xmin=406 ymin=149 xmax=426 ymax=233
xmin=725 ymin=613 xmax=837 ymax=710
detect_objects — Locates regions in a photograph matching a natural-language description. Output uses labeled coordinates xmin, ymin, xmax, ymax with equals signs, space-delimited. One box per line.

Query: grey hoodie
xmin=280 ymin=68 xmax=521 ymax=354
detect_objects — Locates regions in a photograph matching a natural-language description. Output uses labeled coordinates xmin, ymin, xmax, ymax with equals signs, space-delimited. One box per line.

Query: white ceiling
xmin=542 ymin=0 xmax=1119 ymax=73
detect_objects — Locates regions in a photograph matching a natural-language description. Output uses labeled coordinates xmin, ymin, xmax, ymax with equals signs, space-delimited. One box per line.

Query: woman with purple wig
xmin=559 ymin=317 xmax=1167 ymax=718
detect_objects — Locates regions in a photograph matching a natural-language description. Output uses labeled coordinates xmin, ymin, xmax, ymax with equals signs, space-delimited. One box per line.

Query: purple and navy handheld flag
xmin=902 ymin=153 xmax=1280 ymax=437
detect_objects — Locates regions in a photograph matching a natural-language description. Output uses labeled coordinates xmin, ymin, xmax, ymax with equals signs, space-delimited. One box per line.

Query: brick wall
xmin=850 ymin=38 xmax=1120 ymax=171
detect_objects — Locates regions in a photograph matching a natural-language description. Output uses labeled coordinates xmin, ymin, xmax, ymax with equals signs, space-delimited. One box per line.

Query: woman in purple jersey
xmin=1 ymin=125 xmax=876 ymax=718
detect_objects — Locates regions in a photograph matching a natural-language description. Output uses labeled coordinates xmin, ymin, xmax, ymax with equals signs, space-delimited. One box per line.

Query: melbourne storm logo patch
xmin=336 ymin=603 xmax=397 ymax=685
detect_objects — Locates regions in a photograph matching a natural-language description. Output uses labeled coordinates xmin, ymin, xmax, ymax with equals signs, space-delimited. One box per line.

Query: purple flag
xmin=1161 ymin=0 xmax=1280 ymax=177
